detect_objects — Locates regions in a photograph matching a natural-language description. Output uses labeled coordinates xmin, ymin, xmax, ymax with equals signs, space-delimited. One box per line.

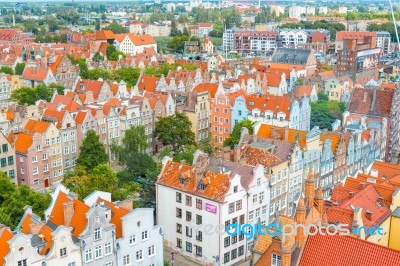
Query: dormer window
xmin=179 ymin=174 xmax=185 ymax=184
xmin=199 ymin=182 xmax=206 ymax=190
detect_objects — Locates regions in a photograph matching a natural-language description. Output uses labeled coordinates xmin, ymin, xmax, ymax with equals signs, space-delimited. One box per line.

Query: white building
xmin=270 ymin=5 xmax=285 ymax=16
xmin=319 ymin=6 xmax=328 ymax=14
xmin=156 ymin=151 xmax=271 ymax=265
xmin=0 ymin=73 xmax=11 ymax=108
xmin=279 ymin=29 xmax=308 ymax=49
xmin=288 ymin=6 xmax=306 ymax=19
xmin=338 ymin=6 xmax=348 ymax=14
xmin=223 ymin=28 xmax=236 ymax=54
xmin=114 ymin=33 xmax=157 ymax=55
xmin=376 ymin=31 xmax=391 ymax=54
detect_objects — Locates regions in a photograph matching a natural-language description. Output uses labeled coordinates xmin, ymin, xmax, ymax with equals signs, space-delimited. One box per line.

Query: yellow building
xmin=389 ymin=208 xmax=400 ymax=251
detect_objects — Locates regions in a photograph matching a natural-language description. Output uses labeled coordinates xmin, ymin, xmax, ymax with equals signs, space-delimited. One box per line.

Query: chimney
xmin=363 ymin=91 xmax=368 ymax=103
xmin=377 ymin=196 xmax=384 ymax=206
xmin=116 ymin=199 xmax=133 ymax=211
xmin=295 ymin=197 xmax=306 ymax=247
xmin=305 ymin=169 xmax=315 ymax=208
xmin=359 ymin=182 xmax=366 ymax=190
xmin=315 ymin=188 xmax=324 ymax=217
xmin=349 ymin=191 xmax=354 ymax=198
xmin=233 ymin=145 xmax=241 ymax=162
xmin=365 ymin=210 xmax=373 ymax=221
xmin=63 ymin=201 xmax=74 ymax=226
xmin=38 ymin=234 xmax=45 ymax=242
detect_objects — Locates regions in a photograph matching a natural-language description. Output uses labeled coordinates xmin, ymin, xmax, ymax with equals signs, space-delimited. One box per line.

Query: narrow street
xmin=163 ymin=247 xmax=202 ymax=266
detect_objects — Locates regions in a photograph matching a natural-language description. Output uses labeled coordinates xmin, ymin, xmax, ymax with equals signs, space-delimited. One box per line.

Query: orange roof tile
xmin=14 ymin=133 xmax=32 ymax=154
xmin=137 ymin=75 xmax=160 ymax=92
xmin=256 ymin=124 xmax=307 ymax=148
xmin=43 ymin=109 xmax=64 ymax=128
xmin=193 ymin=83 xmax=219 ymax=98
xmin=95 ymin=30 xmax=115 ymax=40
xmin=245 ymin=94 xmax=291 ymax=118
xmin=24 ymin=119 xmax=50 ymax=134
xmin=49 ymin=192 xmax=90 ymax=238
xmin=96 ymin=198 xmax=129 ymax=238
xmin=21 ymin=67 xmax=49 ymax=81
xmin=157 ymin=160 xmax=230 ymax=203
xmin=50 ymin=55 xmax=63 ymax=74
xmin=320 ymin=132 xmax=340 ymax=153
xmin=299 ymin=233 xmax=400 ymax=266
xmin=0 ymin=226 xmax=13 ymax=266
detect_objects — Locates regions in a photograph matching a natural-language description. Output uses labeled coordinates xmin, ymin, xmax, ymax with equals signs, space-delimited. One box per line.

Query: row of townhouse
xmin=0 ymin=185 xmax=163 ymax=266
xmin=254 ymin=121 xmax=386 ymax=200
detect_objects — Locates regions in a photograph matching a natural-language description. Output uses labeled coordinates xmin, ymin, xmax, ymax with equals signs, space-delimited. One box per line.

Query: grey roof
xmin=31 ymin=234 xmax=46 ymax=248
xmin=271 ymin=48 xmax=311 ymax=65
xmin=242 ymin=135 xmax=294 ymax=160
xmin=208 ymin=158 xmax=256 ymax=190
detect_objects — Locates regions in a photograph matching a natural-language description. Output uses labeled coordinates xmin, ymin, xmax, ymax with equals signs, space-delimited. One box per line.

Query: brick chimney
xmin=349 ymin=191 xmax=354 ymax=198
xmin=295 ymin=197 xmax=306 ymax=247
xmin=315 ymin=188 xmax=324 ymax=217
xmin=63 ymin=201 xmax=74 ymax=226
xmin=233 ymin=145 xmax=241 ymax=162
xmin=305 ymin=169 xmax=315 ymax=208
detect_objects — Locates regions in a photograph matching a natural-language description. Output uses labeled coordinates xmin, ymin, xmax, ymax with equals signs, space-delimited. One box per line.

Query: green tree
xmin=36 ymin=84 xmax=53 ymax=102
xmin=106 ymin=44 xmax=116 ymax=59
xmin=108 ymin=51 xmax=126 ymax=61
xmin=317 ymin=91 xmax=329 ymax=101
xmin=52 ymin=35 xmax=61 ymax=43
xmin=0 ymin=66 xmax=13 ymax=75
xmin=173 ymin=145 xmax=197 ymax=165
xmin=35 ymin=35 xmax=45 ymax=43
xmin=11 ymin=87 xmax=37 ymax=105
xmin=44 ymin=35 xmax=53 ymax=43
xmin=93 ymin=52 xmax=104 ymax=62
xmin=76 ymin=130 xmax=108 ymax=171
xmin=101 ymin=13 xmax=107 ymax=20
xmin=103 ymin=22 xmax=128 ymax=34
xmin=310 ymin=100 xmax=345 ymax=130
xmin=15 ymin=62 xmax=26 ymax=75
xmin=154 ymin=112 xmax=195 ymax=153
xmin=224 ymin=119 xmax=255 ymax=148
xmin=95 ymin=20 xmax=101 ymax=31
xmin=87 ymin=68 xmax=111 ymax=80
xmin=0 ymin=172 xmax=51 ymax=229
xmin=60 ymin=33 xmax=68 ymax=43
xmin=111 ymin=126 xmax=157 ymax=207
xmin=112 ymin=67 xmax=141 ymax=87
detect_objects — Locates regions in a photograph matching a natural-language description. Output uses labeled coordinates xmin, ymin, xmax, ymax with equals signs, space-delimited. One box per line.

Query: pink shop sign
xmin=205 ymin=203 xmax=217 ymax=214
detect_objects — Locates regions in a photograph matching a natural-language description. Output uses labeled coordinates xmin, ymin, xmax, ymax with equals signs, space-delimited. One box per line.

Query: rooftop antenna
xmin=389 ymin=0 xmax=400 ymax=52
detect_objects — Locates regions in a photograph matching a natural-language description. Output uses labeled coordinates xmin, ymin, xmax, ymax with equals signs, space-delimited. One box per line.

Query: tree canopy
xmin=103 ymin=22 xmax=128 ymax=34
xmin=15 ymin=62 xmax=26 ymax=75
xmin=0 ymin=66 xmax=13 ymax=75
xmin=76 ymin=130 xmax=108 ymax=171
xmin=224 ymin=119 xmax=255 ymax=148
xmin=154 ymin=112 xmax=195 ymax=153
xmin=11 ymin=84 xmax=54 ymax=105
xmin=0 ymin=172 xmax=51 ymax=229
xmin=310 ymin=97 xmax=345 ymax=130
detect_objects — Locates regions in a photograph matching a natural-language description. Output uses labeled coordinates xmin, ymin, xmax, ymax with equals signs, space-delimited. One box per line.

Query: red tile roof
xmin=0 ymin=226 xmax=13 ymax=266
xmin=24 ymin=119 xmax=50 ymax=134
xmin=43 ymin=109 xmax=64 ymax=128
xmin=256 ymin=124 xmax=308 ymax=148
xmin=245 ymin=94 xmax=291 ymax=118
xmin=348 ymin=87 xmax=394 ymax=117
xmin=21 ymin=67 xmax=49 ymax=81
xmin=336 ymin=31 xmax=376 ymax=41
xmin=157 ymin=160 xmax=230 ymax=203
xmin=95 ymin=30 xmax=115 ymax=40
xmin=299 ymin=233 xmax=400 ymax=266
xmin=193 ymin=83 xmax=219 ymax=98
xmin=137 ymin=75 xmax=160 ymax=92
xmin=49 ymin=192 xmax=90 ymax=238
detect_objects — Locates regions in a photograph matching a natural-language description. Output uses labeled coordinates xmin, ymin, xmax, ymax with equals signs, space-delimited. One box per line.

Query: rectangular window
xmin=71 ymin=145 xmax=76 ymax=153
xmin=8 ymin=156 xmax=13 ymax=165
xmin=148 ymin=245 xmax=155 ymax=257
xmin=196 ymin=230 xmax=202 ymax=241
xmin=186 ymin=211 xmax=192 ymax=221
xmin=177 ymin=238 xmax=182 ymax=248
xmin=32 ymin=167 xmax=38 ymax=175
xmin=196 ymin=199 xmax=202 ymax=210
xmin=2 ymin=144 xmax=8 ymax=152
xmin=236 ymin=200 xmax=242 ymax=211
xmin=177 ymin=223 xmax=182 ymax=234
xmin=229 ymin=202 xmax=235 ymax=213
xmin=95 ymin=245 xmax=102 ymax=259
xmin=136 ymin=250 xmax=143 ymax=261
xmin=195 ymin=245 xmax=202 ymax=257
xmin=104 ymin=242 xmax=112 ymax=255
xmin=123 ymin=255 xmax=130 ymax=265
xmin=224 ymin=236 xmax=230 ymax=247
xmin=224 ymin=252 xmax=230 ymax=263
xmin=64 ymin=146 xmax=69 ymax=155
xmin=176 ymin=192 xmax=182 ymax=203
xmin=239 ymin=245 xmax=244 ymax=256
xmin=176 ymin=208 xmax=182 ymax=218
xmin=63 ymin=133 xmax=68 ymax=142
xmin=231 ymin=249 xmax=237 ymax=260
xmin=94 ymin=227 xmax=101 ymax=240
xmin=272 ymin=254 xmax=282 ymax=266
xmin=186 ymin=242 xmax=192 ymax=253
xmin=17 ymin=260 xmax=27 ymax=266
xmin=71 ymin=132 xmax=76 ymax=140
xmin=129 ymin=234 xmax=136 ymax=245
xmin=0 ymin=158 xmax=6 ymax=167
xmin=196 ymin=215 xmax=202 ymax=225
xmin=85 ymin=249 xmax=93 ymax=262
xmin=186 ymin=195 xmax=192 ymax=206
xmin=186 ymin=226 xmax=192 ymax=237
xmin=60 ymin=247 xmax=67 ymax=257
xmin=141 ymin=230 xmax=148 ymax=241
xmin=43 ymin=153 xmax=48 ymax=160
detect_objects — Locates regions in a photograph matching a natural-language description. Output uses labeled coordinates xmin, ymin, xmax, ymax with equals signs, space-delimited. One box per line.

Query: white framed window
xmin=67 ymin=263 xmax=76 ymax=266
xmin=123 ymin=255 xmax=130 ymax=265
xmin=20 ymin=157 xmax=24 ymax=162
xmin=129 ymin=234 xmax=136 ymax=245
xmin=104 ymin=242 xmax=112 ymax=255
xmin=32 ymin=156 xmax=37 ymax=163
xmin=85 ymin=249 xmax=93 ymax=262
xmin=136 ymin=250 xmax=143 ymax=262
xmin=71 ymin=145 xmax=76 ymax=153
xmin=70 ymin=132 xmax=75 ymax=140
xmin=36 ymin=145 xmax=42 ymax=151
xmin=21 ymin=167 xmax=24 ymax=174
xmin=148 ymin=245 xmax=155 ymax=257
xmin=63 ymin=133 xmax=69 ymax=142
xmin=64 ymin=146 xmax=69 ymax=155
xmin=60 ymin=247 xmax=67 ymax=257
xmin=52 ymin=160 xmax=57 ymax=167
xmin=57 ymin=159 xmax=62 ymax=166
xmin=94 ymin=227 xmax=101 ymax=240
xmin=105 ymin=262 xmax=112 ymax=266
xmin=42 ymin=153 xmax=48 ymax=160
xmin=33 ymin=167 xmax=38 ymax=175
xmin=141 ymin=230 xmax=148 ymax=241
xmin=17 ymin=260 xmax=27 ymax=266
xmin=43 ymin=164 xmax=49 ymax=172
xmin=95 ymin=245 xmax=102 ymax=259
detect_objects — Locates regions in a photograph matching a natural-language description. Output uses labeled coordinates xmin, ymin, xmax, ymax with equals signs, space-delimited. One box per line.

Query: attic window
xmin=249 ymin=101 xmax=254 ymax=106
xmin=276 ymin=105 xmax=279 ymax=109
xmin=199 ymin=182 xmax=207 ymax=190
xmin=179 ymin=174 xmax=186 ymax=184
